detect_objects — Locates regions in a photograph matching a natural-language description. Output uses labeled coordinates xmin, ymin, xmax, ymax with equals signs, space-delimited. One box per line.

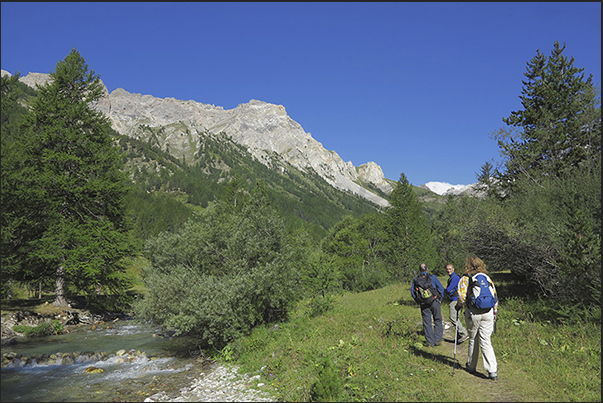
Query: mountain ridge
xmin=2 ymin=69 xmax=479 ymax=203
xmin=98 ymin=88 xmax=394 ymax=207
xmin=3 ymin=70 xmax=394 ymax=207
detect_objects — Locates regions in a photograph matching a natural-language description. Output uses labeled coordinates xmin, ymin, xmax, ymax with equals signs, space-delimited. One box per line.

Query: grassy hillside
xmin=223 ymin=271 xmax=601 ymax=402
xmin=413 ymin=185 xmax=448 ymax=223
xmin=120 ymin=131 xmax=451 ymax=242
xmin=118 ymin=132 xmax=383 ymax=242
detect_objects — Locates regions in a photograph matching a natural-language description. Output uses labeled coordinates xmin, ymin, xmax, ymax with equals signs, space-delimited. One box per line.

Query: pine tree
xmin=385 ymin=173 xmax=437 ymax=280
xmin=10 ymin=49 xmax=137 ymax=306
xmin=494 ymin=41 xmax=601 ymax=192
xmin=470 ymin=42 xmax=601 ymax=305
xmin=1 ymin=73 xmax=30 ymax=299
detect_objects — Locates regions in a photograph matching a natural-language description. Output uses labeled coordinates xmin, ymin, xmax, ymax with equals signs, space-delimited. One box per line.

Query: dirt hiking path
xmin=435 ymin=320 xmax=525 ymax=402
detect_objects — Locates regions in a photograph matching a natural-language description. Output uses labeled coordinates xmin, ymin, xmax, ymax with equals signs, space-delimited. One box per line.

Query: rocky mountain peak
xmin=6 ymin=70 xmax=393 ymax=207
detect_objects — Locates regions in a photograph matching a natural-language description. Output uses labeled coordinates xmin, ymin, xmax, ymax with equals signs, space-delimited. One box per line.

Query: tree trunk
xmin=53 ymin=263 xmax=68 ymax=307
xmin=6 ymin=280 xmax=13 ymax=300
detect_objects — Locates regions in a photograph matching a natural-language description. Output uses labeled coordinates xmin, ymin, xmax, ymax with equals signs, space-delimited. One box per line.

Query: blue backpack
xmin=468 ymin=273 xmax=497 ymax=309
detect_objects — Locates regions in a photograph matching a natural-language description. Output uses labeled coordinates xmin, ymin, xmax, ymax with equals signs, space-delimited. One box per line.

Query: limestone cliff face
xmin=4 ymin=70 xmax=392 ymax=207
xmin=14 ymin=72 xmax=52 ymax=89
xmin=96 ymin=90 xmax=392 ymax=207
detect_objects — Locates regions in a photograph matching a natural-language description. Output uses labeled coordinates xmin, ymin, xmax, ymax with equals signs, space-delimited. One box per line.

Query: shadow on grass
xmin=409 ymin=344 xmax=490 ymax=379
xmin=2 ymin=292 xmax=138 ymax=315
xmin=391 ymin=298 xmax=421 ymax=307
xmin=1 ymin=296 xmax=54 ymax=312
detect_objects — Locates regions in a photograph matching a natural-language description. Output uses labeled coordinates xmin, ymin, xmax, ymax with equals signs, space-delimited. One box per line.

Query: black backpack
xmin=414 ymin=272 xmax=437 ymax=306
xmin=468 ymin=273 xmax=497 ymax=309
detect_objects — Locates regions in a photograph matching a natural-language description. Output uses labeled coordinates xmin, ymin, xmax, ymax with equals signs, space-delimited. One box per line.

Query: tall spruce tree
xmin=1 ymin=72 xmax=30 ymax=299
xmin=385 ymin=173 xmax=437 ymax=280
xmin=11 ymin=49 xmax=136 ymax=306
xmin=492 ymin=41 xmax=601 ymax=193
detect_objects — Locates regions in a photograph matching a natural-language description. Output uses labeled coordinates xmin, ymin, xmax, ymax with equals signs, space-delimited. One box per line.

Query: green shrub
xmin=310 ymin=355 xmax=343 ymax=402
xmin=134 ymin=189 xmax=305 ymax=349
xmin=308 ymin=295 xmax=335 ymax=318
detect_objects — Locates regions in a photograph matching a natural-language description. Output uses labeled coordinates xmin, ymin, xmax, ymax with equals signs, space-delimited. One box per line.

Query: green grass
xmin=4 ymin=271 xmax=599 ymax=401
xmin=224 ymin=273 xmax=601 ymax=402
xmin=12 ymin=320 xmax=64 ymax=337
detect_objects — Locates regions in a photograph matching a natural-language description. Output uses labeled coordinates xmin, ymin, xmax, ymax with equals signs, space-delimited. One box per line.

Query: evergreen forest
xmin=1 ymin=42 xmax=600 ymax=350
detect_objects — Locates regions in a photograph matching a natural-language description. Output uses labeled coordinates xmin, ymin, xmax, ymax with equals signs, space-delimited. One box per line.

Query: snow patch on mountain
xmin=423 ymin=181 xmax=469 ymax=196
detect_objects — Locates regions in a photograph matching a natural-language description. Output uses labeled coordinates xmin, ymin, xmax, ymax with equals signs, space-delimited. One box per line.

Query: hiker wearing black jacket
xmin=410 ymin=263 xmax=445 ymax=347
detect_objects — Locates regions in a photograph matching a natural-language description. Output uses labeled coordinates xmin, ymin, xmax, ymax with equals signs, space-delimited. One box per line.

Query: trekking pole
xmin=452 ymin=321 xmax=458 ymax=376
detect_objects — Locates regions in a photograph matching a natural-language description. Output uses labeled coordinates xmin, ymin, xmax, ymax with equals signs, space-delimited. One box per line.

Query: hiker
xmin=445 ymin=264 xmax=469 ymax=344
xmin=411 ymin=263 xmax=445 ymax=347
xmin=455 ymin=255 xmax=499 ymax=380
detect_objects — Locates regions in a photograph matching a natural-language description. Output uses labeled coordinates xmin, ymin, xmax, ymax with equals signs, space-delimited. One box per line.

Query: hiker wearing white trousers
xmin=455 ymin=255 xmax=499 ymax=381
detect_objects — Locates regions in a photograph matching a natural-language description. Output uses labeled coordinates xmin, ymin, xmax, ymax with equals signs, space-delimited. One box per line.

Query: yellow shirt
xmin=457 ymin=273 xmax=498 ymax=311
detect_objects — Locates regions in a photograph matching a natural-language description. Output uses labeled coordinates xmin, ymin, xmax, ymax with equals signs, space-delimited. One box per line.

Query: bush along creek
xmin=1 ymin=308 xmax=216 ymax=402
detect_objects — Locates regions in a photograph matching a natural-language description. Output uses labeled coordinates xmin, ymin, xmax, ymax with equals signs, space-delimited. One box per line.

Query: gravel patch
xmin=143 ymin=364 xmax=276 ymax=402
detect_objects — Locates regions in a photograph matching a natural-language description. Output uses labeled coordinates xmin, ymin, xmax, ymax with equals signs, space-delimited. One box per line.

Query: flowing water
xmin=1 ymin=319 xmax=213 ymax=402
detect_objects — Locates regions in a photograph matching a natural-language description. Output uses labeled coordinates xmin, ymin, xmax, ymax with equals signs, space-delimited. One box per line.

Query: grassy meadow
xmin=223 ymin=272 xmax=601 ymax=402
xmin=2 ymin=271 xmax=599 ymax=401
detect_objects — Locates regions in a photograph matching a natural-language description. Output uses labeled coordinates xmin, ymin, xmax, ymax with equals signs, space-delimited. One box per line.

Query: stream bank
xmin=1 ymin=308 xmax=277 ymax=402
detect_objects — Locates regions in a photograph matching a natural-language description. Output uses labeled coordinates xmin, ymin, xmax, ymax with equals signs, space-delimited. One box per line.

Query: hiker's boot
xmin=456 ymin=335 xmax=469 ymax=344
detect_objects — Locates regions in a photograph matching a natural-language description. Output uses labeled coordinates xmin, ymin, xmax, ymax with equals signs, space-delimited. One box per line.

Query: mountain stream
xmin=1 ymin=319 xmax=214 ymax=402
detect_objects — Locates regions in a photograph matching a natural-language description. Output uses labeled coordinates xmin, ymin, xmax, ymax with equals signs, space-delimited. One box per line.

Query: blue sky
xmin=2 ymin=2 xmax=601 ymax=187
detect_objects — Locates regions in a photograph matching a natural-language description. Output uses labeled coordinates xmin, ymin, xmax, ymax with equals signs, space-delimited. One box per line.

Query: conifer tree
xmin=493 ymin=41 xmax=601 ymax=192
xmin=467 ymin=42 xmax=601 ymax=305
xmin=385 ymin=173 xmax=437 ymax=280
xmin=1 ymin=73 xmax=30 ymax=299
xmin=11 ymin=49 xmax=136 ymax=306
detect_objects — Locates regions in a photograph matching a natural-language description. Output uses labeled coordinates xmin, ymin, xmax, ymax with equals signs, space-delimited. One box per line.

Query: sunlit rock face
xmin=96 ymin=90 xmax=392 ymax=207
xmin=8 ymin=70 xmax=391 ymax=207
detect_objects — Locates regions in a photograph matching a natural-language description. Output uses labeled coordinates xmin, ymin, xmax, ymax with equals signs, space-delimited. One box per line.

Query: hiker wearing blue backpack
xmin=411 ymin=263 xmax=445 ymax=347
xmin=455 ymin=255 xmax=499 ymax=380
